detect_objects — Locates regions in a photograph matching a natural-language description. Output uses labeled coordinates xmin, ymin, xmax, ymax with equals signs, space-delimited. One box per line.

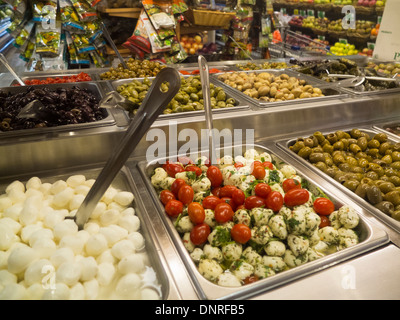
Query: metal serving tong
xmin=72 ymin=67 xmax=181 ymax=230
xmin=0 ymin=52 xmax=25 ymax=86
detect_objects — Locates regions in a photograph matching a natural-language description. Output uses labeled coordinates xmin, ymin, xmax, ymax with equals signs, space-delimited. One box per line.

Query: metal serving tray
xmin=211 ymin=69 xmax=348 ymax=109
xmin=0 ymin=165 xmax=175 ymax=300
xmin=137 ymin=143 xmax=388 ymax=300
xmin=276 ymin=126 xmax=400 ymax=235
xmin=0 ymin=82 xmax=116 ymax=139
xmin=373 ymin=121 xmax=400 ymax=142
xmin=9 ymin=72 xmax=100 ymax=86
xmin=108 ymin=76 xmax=251 ymax=120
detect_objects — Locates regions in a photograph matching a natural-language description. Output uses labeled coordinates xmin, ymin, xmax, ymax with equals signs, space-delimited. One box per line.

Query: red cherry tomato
xmin=284 ymin=188 xmax=310 ymax=207
xmin=319 ymin=215 xmax=331 ymax=228
xmin=214 ymin=203 xmax=234 ymax=223
xmin=313 ymin=197 xmax=335 ymax=216
xmin=232 ymin=188 xmax=245 ymax=206
xmin=243 ymin=275 xmax=259 ymax=285
xmin=165 ymin=163 xmax=184 ymax=177
xmin=164 ymin=200 xmax=183 ymax=217
xmin=206 ymin=166 xmax=223 ymax=187
xmin=231 ymin=223 xmax=251 ymax=244
xmin=190 ymin=223 xmax=211 ymax=245
xmin=282 ymin=178 xmax=301 ymax=193
xmin=188 ymin=202 xmax=205 ymax=224
xmin=265 ymin=191 xmax=284 ymax=212
xmin=254 ymin=183 xmax=272 ymax=198
xmin=236 ymin=204 xmax=246 ymax=211
xmin=170 ymin=178 xmax=187 ymax=197
xmin=262 ymin=161 xmax=274 ymax=170
xmin=211 ymin=187 xmax=221 ymax=198
xmin=202 ymin=195 xmax=223 ymax=210
xmin=220 ymin=185 xmax=237 ymax=198
xmin=234 ymin=162 xmax=244 ymax=169
xmin=252 ymin=165 xmax=266 ymax=180
xmin=178 ymin=185 xmax=194 ymax=205
xmin=244 ymin=196 xmax=266 ymax=210
xmin=185 ymin=165 xmax=202 ymax=177
xmin=220 ymin=197 xmax=237 ymax=211
xmin=159 ymin=190 xmax=176 ymax=206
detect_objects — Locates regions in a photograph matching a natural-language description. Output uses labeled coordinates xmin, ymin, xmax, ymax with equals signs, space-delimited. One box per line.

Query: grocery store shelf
xmin=100 ymin=7 xmax=141 ymax=19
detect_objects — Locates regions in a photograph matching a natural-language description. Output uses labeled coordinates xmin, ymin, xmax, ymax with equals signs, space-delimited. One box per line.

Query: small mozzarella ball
xmin=117 ymin=215 xmax=140 ymax=233
xmin=318 ymin=226 xmax=340 ymax=244
xmin=85 ymin=234 xmax=108 ymax=257
xmin=109 ymin=225 xmax=128 ymax=240
xmin=24 ymin=259 xmax=53 ymax=287
xmin=32 ymin=238 xmax=57 ymax=259
xmin=0 ymin=217 xmax=21 ymax=234
xmin=53 ymin=220 xmax=78 ymax=242
xmin=78 ymin=256 xmax=98 ymax=282
xmin=84 ymin=179 xmax=96 ymax=188
xmin=84 ymin=279 xmax=99 ymax=300
xmin=56 ymin=262 xmax=82 ymax=287
xmin=99 ymin=227 xmax=121 ymax=247
xmin=43 ymin=210 xmax=65 ymax=229
xmin=231 ymin=261 xmax=254 ymax=280
xmin=115 ymin=273 xmax=141 ymax=298
xmin=0 ymin=197 xmax=12 ymax=212
xmin=74 ymin=185 xmax=90 ymax=196
xmin=217 ymin=273 xmax=242 ymax=287
xmin=262 ymin=256 xmax=287 ymax=272
xmin=6 ymin=180 xmax=25 ymax=195
xmin=39 ymin=183 xmax=52 ymax=195
xmin=121 ymin=207 xmax=135 ymax=216
xmin=69 ymin=282 xmax=85 ymax=300
xmin=76 ymin=230 xmax=90 ymax=243
xmin=66 ymin=175 xmax=86 ymax=188
xmin=0 ymin=251 xmax=9 ymax=269
xmin=7 ymin=188 xmax=26 ymax=205
xmin=287 ymin=234 xmax=309 ymax=257
xmin=141 ymin=287 xmax=161 ymax=300
xmin=96 ymin=262 xmax=115 ymax=287
xmin=19 ymin=204 xmax=39 ymax=226
xmin=222 ymin=243 xmax=242 ymax=261
xmin=99 ymin=209 xmax=120 ymax=227
xmin=182 ymin=232 xmax=195 ymax=253
xmin=25 ymin=188 xmax=44 ymax=199
xmin=127 ymin=232 xmax=145 ymax=251
xmin=203 ymin=244 xmax=223 ymax=262
xmin=42 ymin=283 xmax=70 ymax=300
xmin=69 ymin=194 xmax=85 ymax=211
xmin=118 ymin=253 xmax=145 ymax=275
xmin=0 ymin=269 xmax=18 ymax=286
xmin=29 ymin=228 xmax=53 ymax=247
xmin=338 ymin=205 xmax=359 ymax=229
xmin=283 ymin=249 xmax=308 ymax=268
xmin=84 ymin=222 xmax=100 ymax=235
xmin=190 ymin=248 xmax=203 ymax=263
xmin=26 ymin=177 xmax=42 ymax=190
xmin=0 ymin=283 xmax=27 ymax=300
xmin=101 ymin=187 xmax=118 ymax=205
xmin=50 ymin=180 xmax=68 ymax=195
xmin=107 ymin=202 xmax=125 ymax=213
xmin=96 ymin=250 xmax=116 ymax=265
xmin=50 ymin=247 xmax=75 ymax=269
xmin=20 ymin=223 xmax=42 ymax=243
xmin=242 ymin=247 xmax=262 ymax=266
xmin=111 ymin=240 xmax=135 ymax=260
xmin=264 ymin=240 xmax=286 ymax=257
xmin=59 ymin=235 xmax=84 ymax=255
xmin=3 ymin=203 xmax=23 ymax=221
xmin=7 ymin=245 xmax=37 ymax=274
xmin=26 ymin=283 xmax=45 ymax=300
xmin=198 ymin=259 xmax=223 ymax=282
xmin=90 ymin=202 xmax=107 ymax=220
xmin=254 ymin=264 xmax=276 ymax=279
xmin=52 ymin=187 xmax=74 ymax=208
xmin=113 ymin=191 xmax=134 ymax=207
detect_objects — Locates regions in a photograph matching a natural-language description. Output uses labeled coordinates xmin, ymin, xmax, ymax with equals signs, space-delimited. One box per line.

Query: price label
xmin=317 ymin=11 xmax=325 ymax=18
xmin=307 ymin=9 xmax=314 ymax=17
xmin=339 ymin=38 xmax=348 ymax=44
xmin=293 ymin=9 xmax=299 ymax=15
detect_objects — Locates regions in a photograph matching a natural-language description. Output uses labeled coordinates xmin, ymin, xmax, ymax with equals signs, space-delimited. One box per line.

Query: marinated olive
xmin=367 ymin=139 xmax=380 ymax=149
xmin=309 ymin=153 xmax=325 ymax=163
xmin=377 ymin=181 xmax=396 ymax=194
xmin=391 ymin=211 xmax=400 ymax=221
xmin=357 ymin=136 xmax=368 ymax=151
xmin=366 ymin=185 xmax=383 ymax=204
xmin=384 ymin=190 xmax=400 ymax=206
xmin=374 ymin=201 xmax=394 ymax=216
xmin=355 ymin=183 xmax=369 ymax=199
xmin=374 ymin=133 xmax=388 ymax=143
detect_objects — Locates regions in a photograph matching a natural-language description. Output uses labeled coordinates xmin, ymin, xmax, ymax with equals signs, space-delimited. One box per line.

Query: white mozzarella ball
xmin=84 ymin=222 xmax=100 ymax=235
xmin=43 ymin=209 xmax=65 ymax=229
xmin=217 ymin=273 xmax=242 ymax=287
xmin=198 ymin=259 xmax=223 ymax=282
xmin=19 ymin=203 xmax=39 ymax=226
xmin=26 ymin=177 xmax=42 ymax=190
xmin=32 ymin=238 xmax=57 ymax=259
xmin=69 ymin=282 xmax=85 ymax=300
xmin=25 ymin=188 xmax=44 ymax=199
xmin=127 ymin=232 xmax=145 ymax=251
xmin=117 ymin=214 xmax=140 ymax=233
xmin=121 ymin=207 xmax=135 ymax=216
xmin=69 ymin=194 xmax=85 ymax=211
xmin=74 ymin=185 xmax=90 ymax=196
xmin=26 ymin=283 xmax=45 ymax=300
xmin=83 ymin=279 xmax=99 ymax=300
xmin=96 ymin=262 xmax=115 ymax=287
xmin=0 ymin=217 xmax=21 ymax=234
xmin=3 ymin=203 xmax=23 ymax=221
xmin=59 ymin=235 xmax=84 ymax=255
xmin=76 ymin=230 xmax=90 ymax=243
xmin=56 ymin=262 xmax=82 ymax=287
xmin=118 ymin=253 xmax=145 ymax=275
xmin=101 ymin=187 xmax=118 ymax=205
xmin=53 ymin=220 xmax=78 ymax=242
xmin=50 ymin=247 xmax=75 ymax=269
xmin=0 ymin=283 xmax=27 ymax=300
xmin=113 ymin=191 xmax=134 ymax=207
xmin=109 ymin=225 xmax=128 ymax=240
xmin=28 ymin=228 xmax=54 ymax=247
xmin=78 ymin=256 xmax=98 ymax=282
xmin=84 ymin=179 xmax=96 ymax=188
xmin=99 ymin=227 xmax=122 ymax=247
xmin=99 ymin=209 xmax=120 ymax=227
xmin=6 ymin=180 xmax=25 ymax=194
xmin=264 ymin=240 xmax=286 ymax=257
xmin=24 ymin=259 xmax=53 ymax=287
xmin=96 ymin=250 xmax=116 ymax=265
xmin=0 ymin=251 xmax=9 ymax=269
xmin=66 ymin=175 xmax=86 ymax=188
xmin=107 ymin=201 xmax=125 ymax=213
xmin=7 ymin=245 xmax=37 ymax=274
xmin=111 ymin=240 xmax=135 ymax=260
xmin=52 ymin=187 xmax=74 ymax=208
xmin=90 ymin=202 xmax=107 ymax=220
xmin=20 ymin=223 xmax=43 ymax=243
xmin=85 ymin=234 xmax=108 ymax=257
xmin=0 ymin=196 xmax=12 ymax=212
xmin=7 ymin=188 xmax=26 ymax=205
xmin=115 ymin=273 xmax=141 ymax=298
xmin=39 ymin=183 xmax=52 ymax=195
xmin=141 ymin=287 xmax=161 ymax=300
xmin=42 ymin=282 xmax=70 ymax=300
xmin=50 ymin=180 xmax=68 ymax=195
xmin=0 ymin=269 xmax=18 ymax=286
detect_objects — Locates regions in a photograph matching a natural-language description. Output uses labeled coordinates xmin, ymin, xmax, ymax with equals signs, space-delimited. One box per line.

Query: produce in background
xmin=180 ymin=34 xmax=203 ymax=55
xmin=328 ymin=42 xmax=358 ymax=56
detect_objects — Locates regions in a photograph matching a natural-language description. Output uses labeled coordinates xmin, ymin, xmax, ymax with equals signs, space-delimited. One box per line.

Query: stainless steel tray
xmin=373 ymin=120 xmax=400 ymax=142
xmin=211 ymin=69 xmax=348 ymax=109
xmin=137 ymin=143 xmax=389 ymax=300
xmin=9 ymin=72 xmax=99 ymax=86
xmin=0 ymin=82 xmax=116 ymax=139
xmin=0 ymin=165 xmax=176 ymax=300
xmin=108 ymin=76 xmax=251 ymax=120
xmin=276 ymin=126 xmax=400 ymax=235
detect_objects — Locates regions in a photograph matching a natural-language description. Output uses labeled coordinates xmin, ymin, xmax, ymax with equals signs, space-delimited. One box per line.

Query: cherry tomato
xmin=185 ymin=165 xmax=202 ymax=177
xmin=211 ymin=187 xmax=221 ymax=198
xmin=178 ymin=156 xmax=193 ymax=166
xmin=253 ymin=160 xmax=263 ymax=167
xmin=164 ymin=200 xmax=183 ymax=217
xmin=220 ymin=185 xmax=237 ymax=198
xmin=178 ymin=185 xmax=194 ymax=205
xmin=262 ymin=161 xmax=274 ymax=170
xmin=188 ymin=202 xmax=205 ymax=224
xmin=190 ymin=223 xmax=211 ymax=246
xmin=284 ymin=188 xmax=310 ymax=207
xmin=231 ymin=223 xmax=251 ymax=244
xmin=244 ymin=196 xmax=266 ymax=210
xmin=214 ymin=202 xmax=234 ymax=223
xmin=282 ymin=178 xmax=301 ymax=193
xmin=165 ymin=163 xmax=184 ymax=177
xmin=171 ymin=178 xmax=187 ymax=197
xmin=252 ymin=165 xmax=266 ymax=180
xmin=265 ymin=191 xmax=284 ymax=212
xmin=234 ymin=162 xmax=244 ymax=169
xmin=243 ymin=275 xmax=259 ymax=285
xmin=254 ymin=183 xmax=271 ymax=198
xmin=232 ymin=188 xmax=245 ymax=206
xmin=159 ymin=190 xmax=175 ymax=206
xmin=319 ymin=215 xmax=331 ymax=228
xmin=313 ymin=197 xmax=335 ymax=216
xmin=236 ymin=204 xmax=246 ymax=211
xmin=220 ymin=197 xmax=237 ymax=211
xmin=202 ymin=195 xmax=223 ymax=210
xmin=207 ymin=166 xmax=223 ymax=187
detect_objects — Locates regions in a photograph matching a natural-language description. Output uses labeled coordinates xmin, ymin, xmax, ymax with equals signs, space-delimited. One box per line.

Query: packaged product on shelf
xmin=89 ymin=48 xmax=109 ymax=67
xmin=59 ymin=0 xmax=85 ymax=33
xmin=125 ymin=13 xmax=152 ymax=53
xmin=0 ymin=4 xmax=14 ymax=21
xmin=41 ymin=36 xmax=67 ymax=70
xmin=69 ymin=0 xmax=97 ymax=21
xmin=171 ymin=0 xmax=188 ymax=14
xmin=84 ymin=19 xmax=103 ymax=43
xmin=86 ymin=0 xmax=104 ymax=6
xmin=141 ymin=10 xmax=171 ymax=53
xmin=35 ymin=20 xmax=62 ymax=57
xmin=71 ymin=32 xmax=96 ymax=54
xmin=13 ymin=19 xmax=34 ymax=48
xmin=3 ymin=0 xmax=26 ymax=15
xmin=19 ymin=36 xmax=35 ymax=61
xmin=142 ymin=0 xmax=175 ymax=29
xmin=31 ymin=0 xmax=57 ymax=23
xmin=6 ymin=12 xmax=27 ymax=37
xmin=66 ymin=31 xmax=91 ymax=65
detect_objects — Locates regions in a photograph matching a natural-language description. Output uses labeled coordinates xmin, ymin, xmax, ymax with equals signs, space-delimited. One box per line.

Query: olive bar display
xmin=0 ymin=56 xmax=400 ymax=300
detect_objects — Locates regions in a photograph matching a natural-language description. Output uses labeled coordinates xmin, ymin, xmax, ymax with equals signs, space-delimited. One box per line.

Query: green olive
xmin=333 ymin=153 xmax=346 ymax=165
xmin=350 ymin=129 xmax=362 ymax=139
xmin=391 ymin=152 xmax=400 ymax=162
xmin=367 ymin=139 xmax=380 ymax=149
xmin=381 ymin=155 xmax=393 ymax=164
xmin=304 ymin=138 xmax=314 ymax=148
xmin=343 ymin=179 xmax=360 ymax=192
xmin=326 ymin=133 xmax=338 ymax=144
xmin=311 ymin=146 xmax=324 ymax=154
xmin=391 ymin=211 xmax=400 ymax=221
xmin=313 ymin=131 xmax=326 ymax=144
xmin=340 ymin=138 xmax=349 ymax=150
xmin=374 ymin=201 xmax=395 ymax=216
xmin=338 ymin=163 xmax=351 ymax=172
xmin=377 ymin=181 xmax=396 ymax=194
xmin=322 ymin=143 xmax=334 ymax=154
xmin=367 ymin=148 xmax=380 ymax=158
xmin=349 ymin=144 xmax=362 ymax=154
xmin=390 ymin=162 xmax=400 ymax=170
xmin=335 ymin=130 xmax=347 ymax=140
xmin=379 ymin=142 xmax=391 ymax=155
xmin=384 ymin=190 xmax=400 ymax=206
xmin=326 ymin=167 xmax=338 ymax=178
xmin=309 ymin=153 xmax=325 ymax=163
xmin=291 ymin=141 xmax=305 ymax=153
xmin=367 ymin=185 xmax=383 ymax=204
xmin=346 ymin=156 xmax=358 ymax=167
xmin=389 ymin=176 xmax=400 ymax=187
xmin=357 ymin=136 xmax=368 ymax=151
xmin=355 ymin=183 xmax=369 ymax=199
xmin=374 ymin=133 xmax=388 ymax=143
xmin=333 ymin=141 xmax=344 ymax=150
xmin=314 ymin=162 xmax=327 ymax=172
xmin=298 ymin=147 xmax=312 ymax=159
xmin=358 ymin=158 xmax=369 ymax=168
xmin=365 ymin=171 xmax=379 ymax=180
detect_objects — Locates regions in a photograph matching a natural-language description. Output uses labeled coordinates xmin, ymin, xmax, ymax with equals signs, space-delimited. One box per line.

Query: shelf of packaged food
xmin=100 ymin=7 xmax=141 ymax=19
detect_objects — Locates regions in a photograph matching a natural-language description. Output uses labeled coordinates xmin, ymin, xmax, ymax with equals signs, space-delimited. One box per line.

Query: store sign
xmin=373 ymin=0 xmax=400 ymax=61
xmin=341 ymin=5 xmax=355 ymax=30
